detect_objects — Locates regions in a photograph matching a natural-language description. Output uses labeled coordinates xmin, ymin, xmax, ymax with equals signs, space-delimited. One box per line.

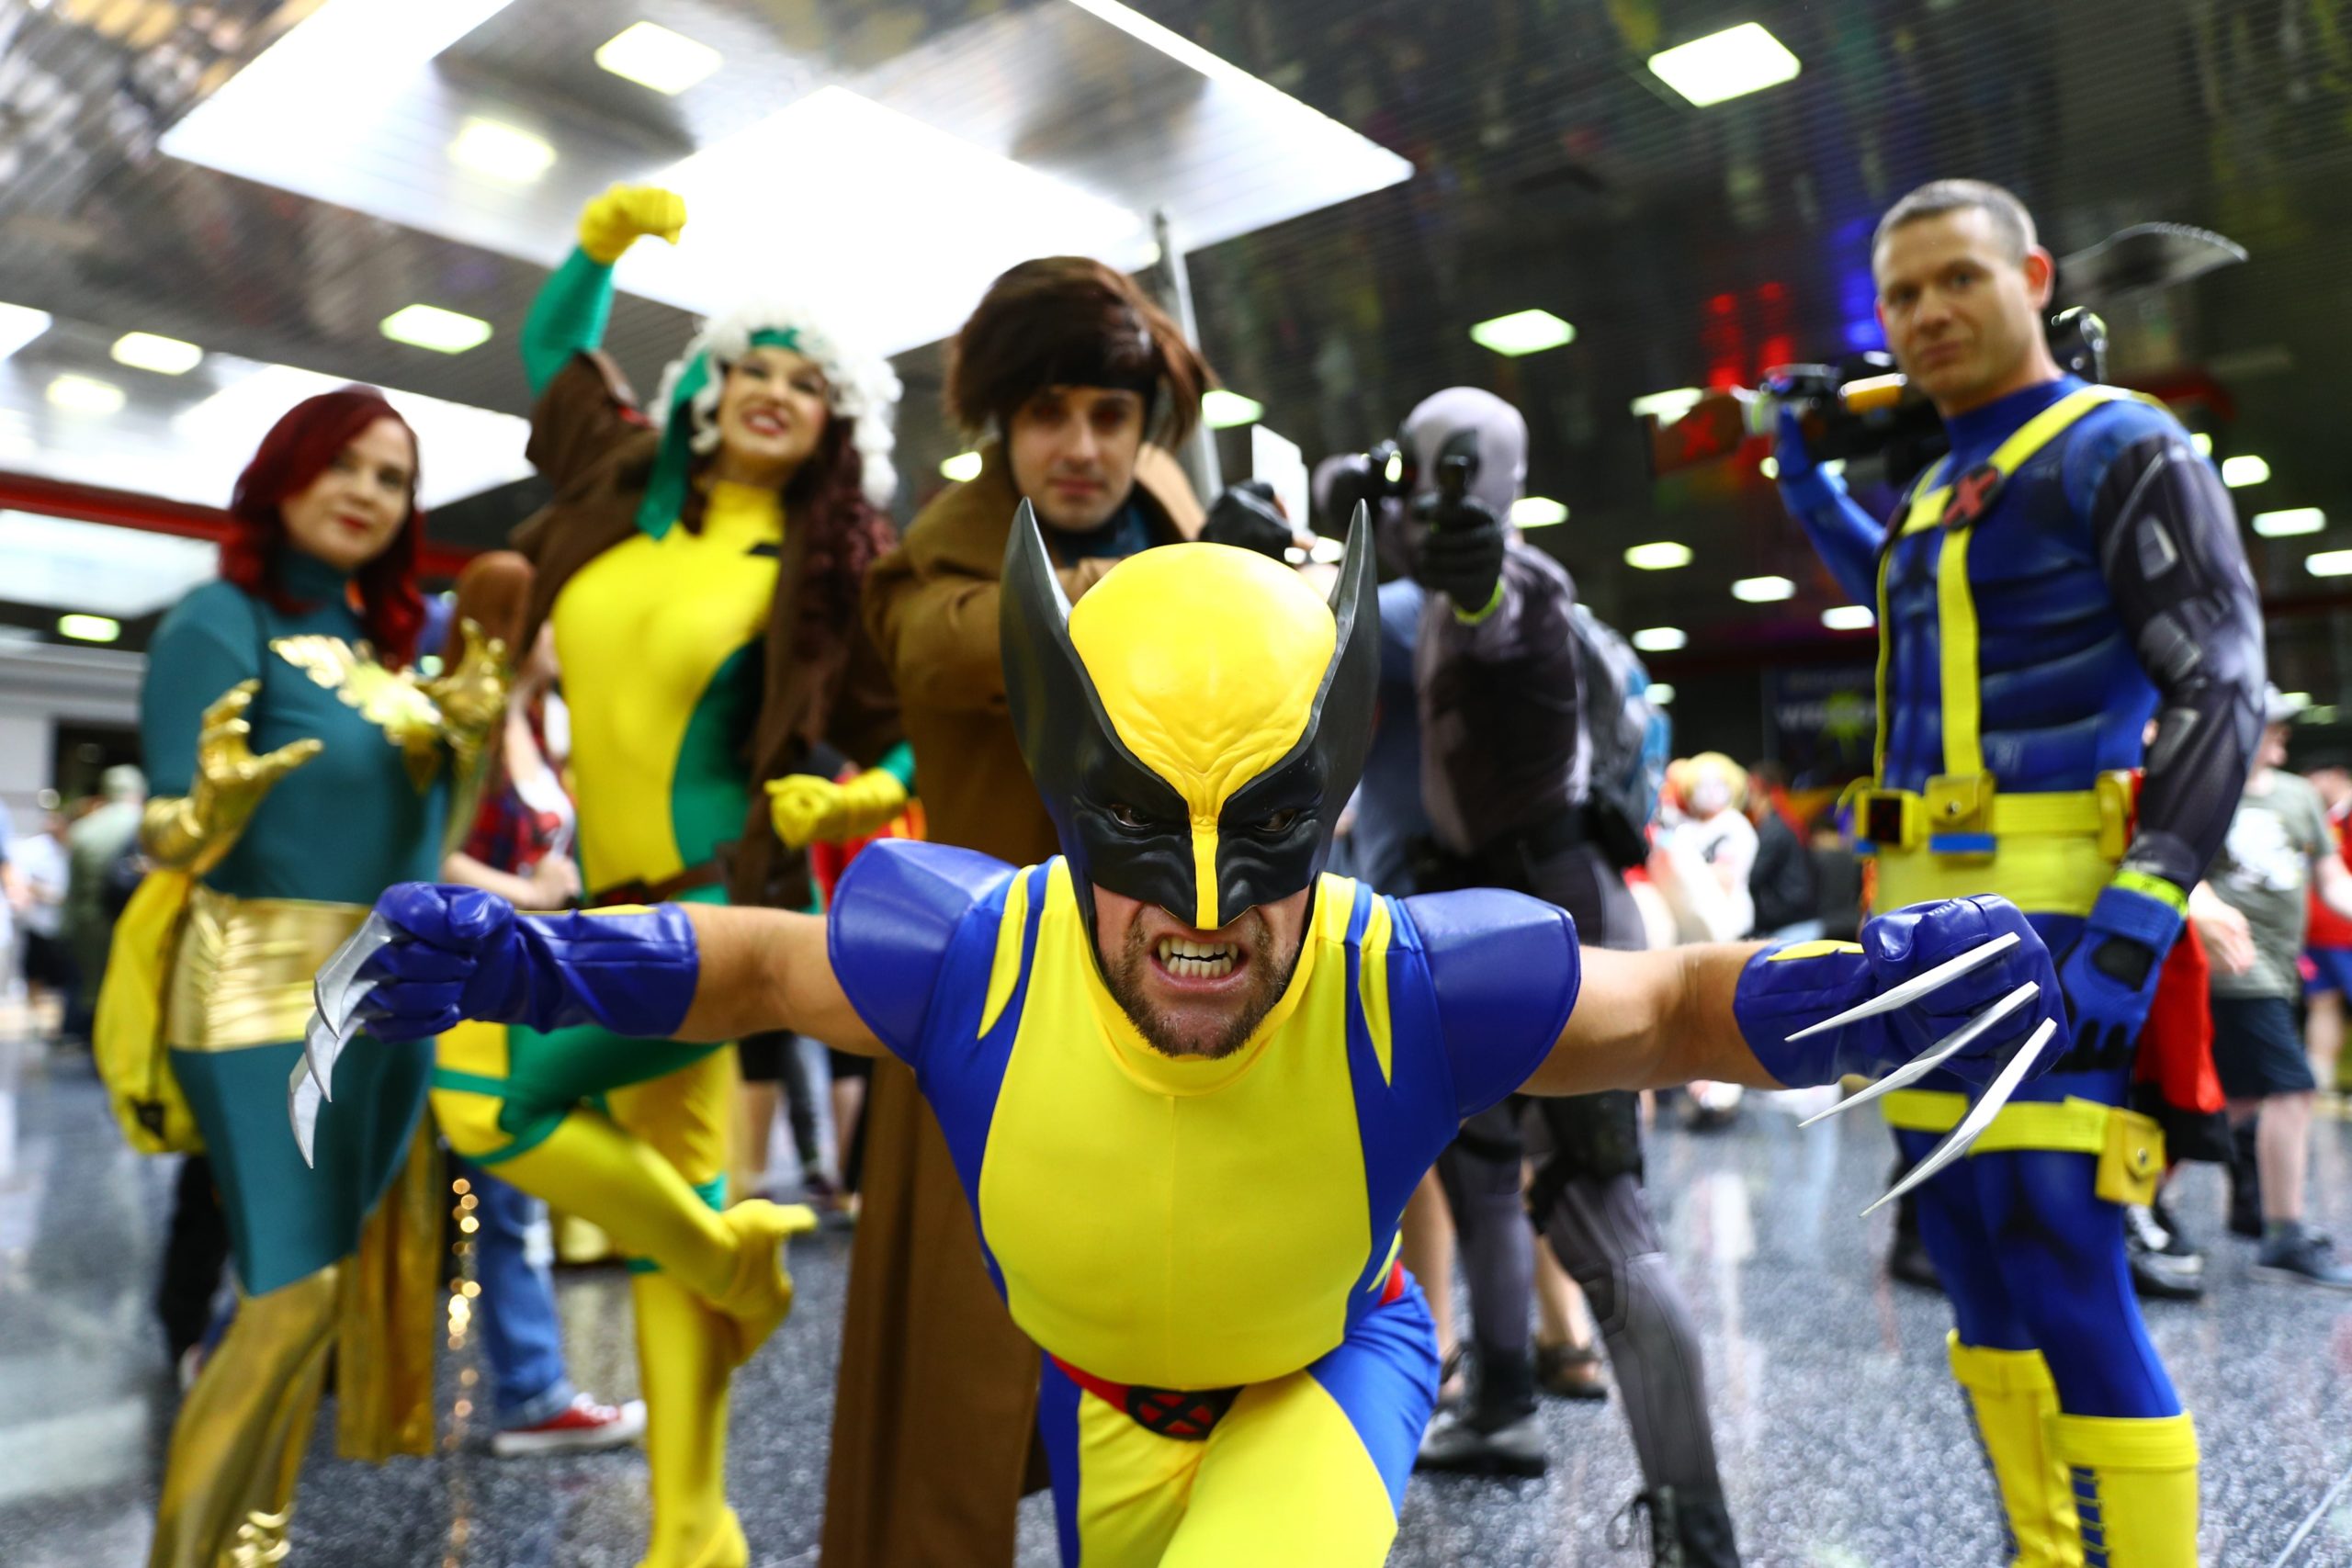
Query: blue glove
xmin=1770 ymin=390 xmax=1846 ymax=516
xmin=354 ymin=883 xmax=702 ymax=1043
xmin=2055 ymin=875 xmax=2185 ymax=1064
xmin=1734 ymin=895 xmax=2063 ymax=1088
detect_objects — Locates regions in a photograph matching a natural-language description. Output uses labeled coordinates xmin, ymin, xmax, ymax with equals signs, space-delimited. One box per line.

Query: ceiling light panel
xmin=940 ymin=451 xmax=983 ymax=482
xmin=380 ymin=304 xmax=493 ymax=354
xmin=1632 ymin=626 xmax=1688 ymax=652
xmin=110 ymin=332 xmax=203 ymax=375
xmin=2221 ymin=455 xmax=2269 ymax=488
xmin=1470 ymin=310 xmax=1576 ymax=356
xmin=594 ymin=21 xmax=724 ymax=96
xmin=1630 ymin=388 xmax=1706 ymax=423
xmin=1511 ymin=497 xmax=1568 ymax=527
xmin=0 ymin=301 xmax=52 ymax=361
xmin=1822 ymin=605 xmax=1876 ymax=631
xmin=448 ymin=117 xmax=556 ymax=183
xmin=2252 ymin=508 xmax=2324 ymax=537
xmin=48 ymin=374 xmax=126 ymax=415
xmin=2308 ymin=550 xmax=2352 ymax=578
xmin=1647 ymin=23 xmax=1803 ymax=107
xmin=1201 ymin=389 xmax=1264 ymax=430
xmin=1624 ymin=541 xmax=1693 ymax=570
xmin=1732 ymin=575 xmax=1796 ymax=603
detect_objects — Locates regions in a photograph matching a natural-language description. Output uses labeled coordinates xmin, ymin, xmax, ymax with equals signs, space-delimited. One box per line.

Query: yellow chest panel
xmin=977 ymin=868 xmax=1374 ymax=1390
xmin=551 ymin=486 xmax=780 ymax=891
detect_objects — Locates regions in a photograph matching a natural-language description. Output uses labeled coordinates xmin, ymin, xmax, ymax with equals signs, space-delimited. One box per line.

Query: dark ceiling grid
xmin=0 ymin=0 xmax=2339 ymax=716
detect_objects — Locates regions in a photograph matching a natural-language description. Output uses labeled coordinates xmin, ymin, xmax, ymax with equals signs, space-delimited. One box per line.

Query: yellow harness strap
xmin=1873 ymin=385 xmax=2151 ymax=782
xmin=1882 ymin=1089 xmax=2166 ymax=1205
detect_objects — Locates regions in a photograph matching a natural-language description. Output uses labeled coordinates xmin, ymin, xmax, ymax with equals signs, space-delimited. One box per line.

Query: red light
xmin=1708 ymin=293 xmax=1736 ymax=315
xmin=1758 ymin=281 xmax=1786 ymax=301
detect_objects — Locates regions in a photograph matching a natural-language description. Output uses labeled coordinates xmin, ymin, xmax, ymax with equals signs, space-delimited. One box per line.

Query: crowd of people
xmin=4 ymin=171 xmax=2336 ymax=1568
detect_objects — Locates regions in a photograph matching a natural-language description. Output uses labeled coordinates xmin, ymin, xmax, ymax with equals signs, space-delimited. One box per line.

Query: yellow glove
xmin=141 ymin=682 xmax=323 ymax=875
xmin=766 ymin=768 xmax=911 ymax=851
xmin=577 ymin=184 xmax=687 ymax=265
xmin=421 ymin=617 xmax=512 ymax=763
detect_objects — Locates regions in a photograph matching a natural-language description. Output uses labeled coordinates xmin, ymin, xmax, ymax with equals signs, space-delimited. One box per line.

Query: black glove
xmin=1200 ymin=479 xmax=1295 ymax=561
xmin=1411 ymin=495 xmax=1506 ymax=612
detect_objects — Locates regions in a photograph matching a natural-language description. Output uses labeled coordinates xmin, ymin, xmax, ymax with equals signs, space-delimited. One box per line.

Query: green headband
xmin=636 ymin=326 xmax=806 ymax=538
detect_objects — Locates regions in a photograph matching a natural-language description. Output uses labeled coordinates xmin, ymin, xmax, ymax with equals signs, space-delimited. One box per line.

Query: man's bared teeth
xmin=1155 ymin=935 xmax=1236 ymax=977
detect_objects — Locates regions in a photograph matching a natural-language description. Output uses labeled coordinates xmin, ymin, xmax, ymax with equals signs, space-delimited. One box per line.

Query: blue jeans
xmin=465 ymin=1162 xmax=575 ymax=1428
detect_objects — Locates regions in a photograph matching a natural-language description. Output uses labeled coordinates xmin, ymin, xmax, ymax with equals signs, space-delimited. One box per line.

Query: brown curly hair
xmin=946 ymin=256 xmax=1214 ymax=447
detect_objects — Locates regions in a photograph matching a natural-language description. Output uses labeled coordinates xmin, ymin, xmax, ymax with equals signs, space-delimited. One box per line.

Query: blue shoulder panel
xmin=827 ymin=839 xmax=1016 ymax=1066
xmin=1399 ymin=887 xmax=1581 ymax=1117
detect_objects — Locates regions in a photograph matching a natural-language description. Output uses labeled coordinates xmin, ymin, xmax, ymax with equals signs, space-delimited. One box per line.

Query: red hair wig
xmin=222 ymin=387 xmax=427 ymax=667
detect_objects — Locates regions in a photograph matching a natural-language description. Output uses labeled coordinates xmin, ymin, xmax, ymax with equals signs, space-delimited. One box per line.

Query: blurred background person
xmin=64 ymin=763 xmax=144 ymax=1045
xmin=2298 ymin=752 xmax=2352 ymax=1107
xmin=10 ymin=804 xmax=74 ymax=1036
xmin=2207 ymin=691 xmax=2352 ymax=1287
xmin=428 ymin=551 xmax=645 ymax=1458
xmin=1397 ymin=386 xmax=1736 ymax=1562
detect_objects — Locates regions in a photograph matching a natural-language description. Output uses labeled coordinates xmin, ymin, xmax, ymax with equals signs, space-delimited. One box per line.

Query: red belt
xmin=1049 ymin=1261 xmax=1408 ymax=1441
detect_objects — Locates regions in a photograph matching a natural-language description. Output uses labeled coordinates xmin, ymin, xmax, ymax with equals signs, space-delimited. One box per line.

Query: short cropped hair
xmin=1873 ymin=179 xmax=2038 ymax=264
xmin=946 ymin=256 xmax=1214 ymax=447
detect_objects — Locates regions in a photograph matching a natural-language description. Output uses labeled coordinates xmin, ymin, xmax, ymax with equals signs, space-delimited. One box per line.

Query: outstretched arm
xmin=673 ymin=903 xmax=880 ymax=1052
xmin=520 ymin=185 xmax=687 ymax=397
xmin=1521 ymin=941 xmax=1765 ymax=1095
xmin=1522 ymin=895 xmax=2062 ymax=1099
xmin=311 ymin=885 xmax=881 ymax=1055
xmin=1772 ymin=402 xmax=1885 ymax=605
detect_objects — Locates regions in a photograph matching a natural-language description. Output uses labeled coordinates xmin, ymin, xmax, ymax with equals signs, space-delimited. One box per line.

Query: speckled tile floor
xmin=1 ymin=1029 xmax=2347 ymax=1566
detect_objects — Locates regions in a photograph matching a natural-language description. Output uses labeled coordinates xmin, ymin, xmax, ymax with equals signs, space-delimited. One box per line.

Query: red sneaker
xmin=491 ymin=1393 xmax=647 ymax=1457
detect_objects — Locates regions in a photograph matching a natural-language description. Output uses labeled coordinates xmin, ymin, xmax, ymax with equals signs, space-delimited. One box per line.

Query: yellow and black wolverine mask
xmin=1001 ymin=500 xmax=1379 ymax=934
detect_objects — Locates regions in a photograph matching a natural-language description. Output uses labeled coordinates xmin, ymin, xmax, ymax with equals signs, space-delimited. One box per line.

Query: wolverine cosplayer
xmin=302 ymin=509 xmax=2068 ymax=1566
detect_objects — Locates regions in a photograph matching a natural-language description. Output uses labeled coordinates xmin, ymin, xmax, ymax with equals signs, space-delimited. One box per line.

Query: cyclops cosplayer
xmin=304 ymin=509 xmax=2068 ymax=1567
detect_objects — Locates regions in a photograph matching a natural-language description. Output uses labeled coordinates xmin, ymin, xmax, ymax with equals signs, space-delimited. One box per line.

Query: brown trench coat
xmin=821 ymin=442 xmax=1202 ymax=1568
xmin=507 ymin=350 xmax=903 ymax=909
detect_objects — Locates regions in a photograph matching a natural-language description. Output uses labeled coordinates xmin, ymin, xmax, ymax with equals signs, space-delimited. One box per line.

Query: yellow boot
xmin=148 ymin=1265 xmax=340 ymax=1568
xmin=1948 ymin=1334 xmax=2082 ymax=1568
xmin=631 ymin=1270 xmax=749 ymax=1568
xmin=2049 ymin=1412 xmax=2199 ymax=1568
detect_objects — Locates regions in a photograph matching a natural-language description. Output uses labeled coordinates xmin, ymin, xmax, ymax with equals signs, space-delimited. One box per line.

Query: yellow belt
xmin=1857 ymin=777 xmax=2130 ymax=919
xmin=1882 ymin=1090 xmax=2166 ymax=1205
xmin=165 ymin=885 xmax=369 ymax=1051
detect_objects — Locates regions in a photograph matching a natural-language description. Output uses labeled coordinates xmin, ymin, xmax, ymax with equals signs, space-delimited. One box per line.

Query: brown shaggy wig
xmin=946 ymin=256 xmax=1213 ymax=447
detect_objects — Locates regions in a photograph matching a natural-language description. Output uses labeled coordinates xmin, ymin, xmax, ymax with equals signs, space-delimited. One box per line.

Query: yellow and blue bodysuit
xmin=827 ymin=842 xmax=1577 ymax=1565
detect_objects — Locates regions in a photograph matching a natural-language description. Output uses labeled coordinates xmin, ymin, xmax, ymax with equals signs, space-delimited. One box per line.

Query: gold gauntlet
xmin=141 ymin=682 xmax=322 ymax=875
xmin=420 ymin=618 xmax=511 ymax=772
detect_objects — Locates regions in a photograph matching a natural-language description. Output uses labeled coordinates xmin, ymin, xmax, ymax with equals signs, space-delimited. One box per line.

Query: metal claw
xmin=288 ymin=1055 xmax=323 ymax=1168
xmin=1800 ymin=981 xmax=2041 ymax=1128
xmin=1860 ymin=1016 xmax=2059 ymax=1217
xmin=306 ymin=913 xmax=396 ymax=1098
xmin=1785 ymin=931 xmax=2021 ymax=1043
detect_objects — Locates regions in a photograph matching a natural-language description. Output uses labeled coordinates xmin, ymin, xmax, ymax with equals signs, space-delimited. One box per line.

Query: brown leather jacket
xmin=509 ymin=350 xmax=902 ymax=908
xmin=862 ymin=439 xmax=1202 ymax=863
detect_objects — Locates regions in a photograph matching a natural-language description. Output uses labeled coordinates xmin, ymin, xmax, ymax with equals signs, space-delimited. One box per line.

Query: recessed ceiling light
xmin=1732 ymin=574 xmax=1796 ymax=602
xmin=594 ymin=21 xmax=722 ymax=96
xmin=1632 ymin=626 xmax=1687 ymax=652
xmin=448 ymin=118 xmax=556 ymax=184
xmin=58 ymin=613 xmax=120 ymax=643
xmin=1624 ymin=540 xmax=1693 ymax=570
xmin=111 ymin=332 xmax=203 ymax=375
xmin=1647 ymin=22 xmax=1803 ymax=107
xmin=1511 ymin=496 xmax=1568 ymax=527
xmin=47 ymin=374 xmax=126 ymax=415
xmin=940 ymin=451 xmax=983 ymax=482
xmin=380 ymin=304 xmax=493 ymax=354
xmin=1822 ymin=604 xmax=1876 ymax=631
xmin=1469 ymin=309 xmax=1576 ymax=356
xmin=2190 ymin=432 xmax=2214 ymax=457
xmin=0 ymin=301 xmax=52 ymax=361
xmin=2221 ymin=454 xmax=2269 ymax=488
xmin=2283 ymin=691 xmax=2313 ymax=706
xmin=1646 ymin=682 xmax=1676 ymax=705
xmin=1759 ymin=455 xmax=1779 ymax=479
xmin=1202 ymin=389 xmax=1263 ymax=429
xmin=1630 ymin=388 xmax=1705 ymax=423
xmin=2253 ymin=508 xmax=2325 ymax=537
xmin=2309 ymin=549 xmax=2352 ymax=578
